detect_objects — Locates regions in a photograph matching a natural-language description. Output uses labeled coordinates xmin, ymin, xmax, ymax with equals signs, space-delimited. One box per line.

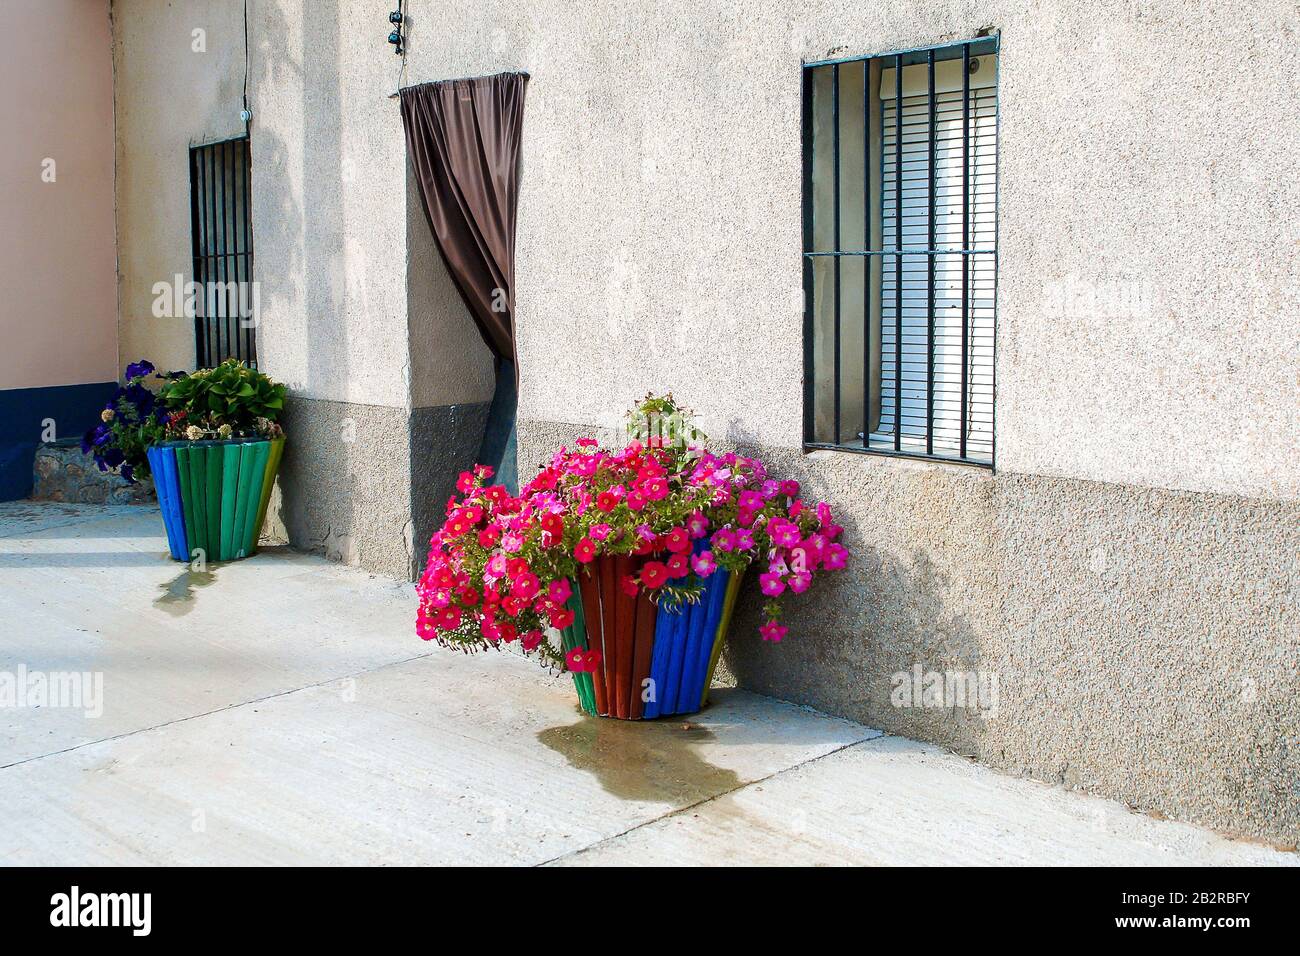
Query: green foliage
xmin=159 ymin=359 xmax=286 ymax=441
xmin=625 ymin=391 xmax=706 ymax=448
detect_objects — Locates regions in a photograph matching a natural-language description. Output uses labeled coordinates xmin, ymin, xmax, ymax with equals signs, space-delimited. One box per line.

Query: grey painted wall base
xmin=411 ymin=400 xmax=491 ymax=572
xmin=517 ymin=417 xmax=1299 ymax=846
xmin=273 ymin=396 xmax=488 ymax=581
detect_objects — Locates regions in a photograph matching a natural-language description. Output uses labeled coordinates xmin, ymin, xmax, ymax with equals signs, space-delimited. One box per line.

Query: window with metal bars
xmin=801 ymin=36 xmax=998 ymax=465
xmin=189 ymin=136 xmax=256 ymax=368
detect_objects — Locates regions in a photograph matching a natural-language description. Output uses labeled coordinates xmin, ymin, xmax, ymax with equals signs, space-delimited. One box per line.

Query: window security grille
xmin=189 ymin=136 xmax=256 ymax=368
xmin=802 ymin=37 xmax=998 ymax=465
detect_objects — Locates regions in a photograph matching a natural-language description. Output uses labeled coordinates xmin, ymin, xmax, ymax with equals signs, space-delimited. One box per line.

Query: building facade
xmin=9 ymin=1 xmax=1296 ymax=844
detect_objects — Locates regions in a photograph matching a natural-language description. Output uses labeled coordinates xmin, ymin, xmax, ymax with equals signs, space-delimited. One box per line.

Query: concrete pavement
xmin=0 ymin=502 xmax=1292 ymax=866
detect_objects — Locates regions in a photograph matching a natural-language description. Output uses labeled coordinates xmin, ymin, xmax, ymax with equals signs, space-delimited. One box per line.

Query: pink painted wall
xmin=0 ymin=0 xmax=117 ymax=390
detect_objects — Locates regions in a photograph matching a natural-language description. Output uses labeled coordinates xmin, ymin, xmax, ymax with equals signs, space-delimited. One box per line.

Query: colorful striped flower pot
xmin=145 ymin=438 xmax=284 ymax=562
xmin=558 ymin=552 xmax=744 ymax=720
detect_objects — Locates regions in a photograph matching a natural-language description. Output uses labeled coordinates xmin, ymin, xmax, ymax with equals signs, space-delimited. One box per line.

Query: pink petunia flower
xmin=770 ymin=519 xmax=801 ymax=549
xmin=824 ymin=543 xmax=848 ymax=570
xmin=759 ymin=572 xmax=786 ymax=597
xmin=712 ymin=528 xmax=736 ymax=552
xmin=548 ymin=579 xmax=572 ymax=605
xmin=759 ymin=620 xmax=788 ymax=642
xmin=691 ymin=551 xmax=717 ymax=577
xmin=686 ymin=511 xmax=710 ymax=539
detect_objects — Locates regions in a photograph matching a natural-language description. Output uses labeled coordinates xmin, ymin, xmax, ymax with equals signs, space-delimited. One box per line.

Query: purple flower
xmin=125 ymin=359 xmax=155 ymax=380
xmin=123 ymin=383 xmax=155 ymax=415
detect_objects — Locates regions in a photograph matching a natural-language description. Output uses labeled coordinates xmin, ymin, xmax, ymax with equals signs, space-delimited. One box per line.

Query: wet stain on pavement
xmin=538 ymin=717 xmax=742 ymax=804
xmin=153 ymin=568 xmax=216 ymax=616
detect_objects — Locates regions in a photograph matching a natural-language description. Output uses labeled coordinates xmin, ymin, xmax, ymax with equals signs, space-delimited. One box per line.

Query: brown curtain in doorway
xmin=400 ymin=72 xmax=528 ymax=372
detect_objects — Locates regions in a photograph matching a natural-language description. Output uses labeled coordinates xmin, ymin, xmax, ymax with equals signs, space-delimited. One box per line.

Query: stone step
xmin=31 ymin=438 xmax=154 ymax=505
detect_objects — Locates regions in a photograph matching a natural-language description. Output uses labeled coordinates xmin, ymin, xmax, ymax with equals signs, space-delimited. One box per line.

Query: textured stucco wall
xmin=1 ymin=0 xmax=117 ymax=391
xmin=113 ymin=0 xmax=246 ymax=375
xmin=241 ymin=0 xmax=491 ymax=571
xmin=402 ymin=0 xmax=1299 ymax=503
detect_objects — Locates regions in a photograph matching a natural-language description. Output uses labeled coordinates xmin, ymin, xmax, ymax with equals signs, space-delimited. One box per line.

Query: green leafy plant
xmin=159 ymin=359 xmax=287 ymax=442
xmin=625 ymin=391 xmax=705 ymax=449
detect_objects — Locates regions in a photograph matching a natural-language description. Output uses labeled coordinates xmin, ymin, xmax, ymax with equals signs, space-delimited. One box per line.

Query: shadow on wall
xmin=715 ymin=418 xmax=1300 ymax=844
xmin=480 ymin=361 xmax=518 ymax=492
xmin=254 ymin=0 xmax=360 ymax=568
xmin=720 ymin=509 xmax=994 ymax=762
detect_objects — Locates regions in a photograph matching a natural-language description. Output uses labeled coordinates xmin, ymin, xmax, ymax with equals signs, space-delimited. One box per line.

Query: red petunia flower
xmin=444 ymin=511 xmax=472 ymax=537
xmin=663 ymin=527 xmax=691 ymax=553
xmin=666 ymin=553 xmax=690 ymax=579
xmin=620 ymin=575 xmax=639 ymax=597
xmin=540 ymin=512 xmax=564 ymax=538
xmin=511 ymin=571 xmax=541 ymax=602
xmin=641 ymin=561 xmax=669 ymax=589
xmin=574 ymin=537 xmax=597 ymax=563
xmin=565 ymin=647 xmax=603 ymax=673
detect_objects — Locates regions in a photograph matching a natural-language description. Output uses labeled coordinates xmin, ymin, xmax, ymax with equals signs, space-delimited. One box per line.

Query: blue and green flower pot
xmin=559 ymin=551 xmax=744 ymax=720
xmin=145 ymin=438 xmax=284 ymax=562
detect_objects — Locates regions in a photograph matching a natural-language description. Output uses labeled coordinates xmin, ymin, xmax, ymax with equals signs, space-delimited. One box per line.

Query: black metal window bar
xmin=802 ymin=36 xmax=998 ymax=465
xmin=189 ymin=136 xmax=256 ymax=368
